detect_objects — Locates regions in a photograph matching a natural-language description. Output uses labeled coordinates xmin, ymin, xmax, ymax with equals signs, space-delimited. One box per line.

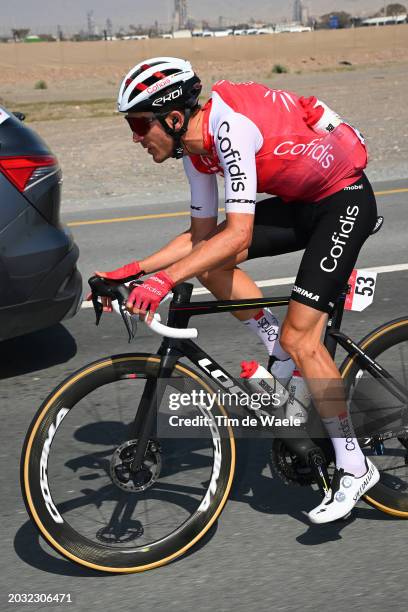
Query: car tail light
xmin=0 ymin=155 xmax=58 ymax=192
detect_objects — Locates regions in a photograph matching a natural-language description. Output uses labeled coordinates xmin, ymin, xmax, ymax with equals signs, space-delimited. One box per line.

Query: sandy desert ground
xmin=0 ymin=26 xmax=407 ymax=210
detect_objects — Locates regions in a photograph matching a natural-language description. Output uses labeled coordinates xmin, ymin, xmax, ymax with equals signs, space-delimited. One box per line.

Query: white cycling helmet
xmin=117 ymin=57 xmax=202 ymax=158
xmin=117 ymin=56 xmax=201 ymax=113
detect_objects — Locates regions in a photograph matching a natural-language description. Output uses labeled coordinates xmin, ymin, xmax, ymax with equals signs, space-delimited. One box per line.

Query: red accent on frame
xmin=345 ymin=269 xmax=357 ymax=311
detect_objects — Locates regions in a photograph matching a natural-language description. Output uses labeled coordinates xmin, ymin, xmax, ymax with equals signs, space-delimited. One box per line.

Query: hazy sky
xmin=0 ymin=1 xmax=392 ymax=33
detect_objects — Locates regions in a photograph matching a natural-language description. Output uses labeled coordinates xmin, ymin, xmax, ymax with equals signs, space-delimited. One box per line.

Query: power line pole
xmin=87 ymin=10 xmax=95 ymax=37
xmin=293 ymin=0 xmax=303 ymax=23
xmin=174 ymin=0 xmax=188 ymax=29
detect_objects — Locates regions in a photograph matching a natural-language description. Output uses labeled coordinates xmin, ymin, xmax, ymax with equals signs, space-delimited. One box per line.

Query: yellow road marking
xmin=67 ymin=210 xmax=200 ymax=227
xmin=374 ymin=187 xmax=408 ymax=196
xmin=67 ymin=187 xmax=408 ymax=228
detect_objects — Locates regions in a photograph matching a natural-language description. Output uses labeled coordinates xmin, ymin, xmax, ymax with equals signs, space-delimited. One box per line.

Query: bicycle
xmin=21 ymin=274 xmax=408 ymax=573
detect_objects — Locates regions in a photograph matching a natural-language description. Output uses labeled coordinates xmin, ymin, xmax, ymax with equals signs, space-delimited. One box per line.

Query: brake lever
xmin=92 ymin=292 xmax=104 ymax=326
xmin=88 ymin=276 xmax=139 ymax=341
xmin=118 ymin=300 xmax=137 ymax=343
xmin=91 ymin=288 xmax=134 ymax=341
xmin=110 ymin=282 xmax=138 ymax=343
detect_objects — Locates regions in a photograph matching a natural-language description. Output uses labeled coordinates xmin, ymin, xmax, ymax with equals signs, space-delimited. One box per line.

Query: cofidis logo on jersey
xmin=217 ymin=121 xmax=247 ymax=192
xmin=274 ymin=138 xmax=334 ymax=169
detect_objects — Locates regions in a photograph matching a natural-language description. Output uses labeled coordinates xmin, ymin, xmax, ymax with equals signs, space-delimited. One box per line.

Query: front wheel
xmin=21 ymin=354 xmax=236 ymax=573
xmin=340 ymin=317 xmax=408 ymax=517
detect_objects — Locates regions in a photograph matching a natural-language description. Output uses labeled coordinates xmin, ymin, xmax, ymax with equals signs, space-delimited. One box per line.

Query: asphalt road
xmin=1 ymin=178 xmax=408 ymax=612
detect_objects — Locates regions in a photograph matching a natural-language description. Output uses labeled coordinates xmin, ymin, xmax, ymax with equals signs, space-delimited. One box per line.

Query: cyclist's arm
xmin=183 ymin=156 xmax=219 ymax=222
xmin=166 ymin=113 xmax=260 ymax=282
xmin=182 ymin=155 xmax=219 ymax=244
xmin=216 ymin=112 xmax=261 ymax=216
xmin=136 ymin=229 xmax=194 ymax=274
xmin=138 ymin=158 xmax=219 ymax=273
xmin=139 ymin=216 xmax=231 ymax=275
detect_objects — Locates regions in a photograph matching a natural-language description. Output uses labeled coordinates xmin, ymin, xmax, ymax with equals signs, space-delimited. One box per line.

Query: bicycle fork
xmin=129 ymin=350 xmax=180 ymax=473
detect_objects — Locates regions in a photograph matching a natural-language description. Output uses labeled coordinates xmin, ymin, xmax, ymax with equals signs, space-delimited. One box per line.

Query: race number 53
xmin=345 ymin=269 xmax=377 ymax=311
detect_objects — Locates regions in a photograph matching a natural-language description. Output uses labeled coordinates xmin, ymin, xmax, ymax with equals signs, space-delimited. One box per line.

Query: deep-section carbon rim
xmin=21 ymin=354 xmax=236 ymax=572
xmin=340 ymin=317 xmax=408 ymax=517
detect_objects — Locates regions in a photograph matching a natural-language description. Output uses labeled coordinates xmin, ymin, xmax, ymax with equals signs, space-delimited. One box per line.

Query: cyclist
xmin=96 ymin=57 xmax=380 ymax=523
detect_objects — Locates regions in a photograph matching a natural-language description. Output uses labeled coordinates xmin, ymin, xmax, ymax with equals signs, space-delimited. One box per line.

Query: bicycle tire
xmin=21 ymin=353 xmax=236 ymax=573
xmin=340 ymin=316 xmax=408 ymax=517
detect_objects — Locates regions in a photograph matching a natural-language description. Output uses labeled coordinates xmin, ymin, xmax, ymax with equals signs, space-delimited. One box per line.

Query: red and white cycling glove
xmin=126 ymin=271 xmax=175 ymax=315
xmin=90 ymin=261 xmax=145 ymax=311
xmin=94 ymin=261 xmax=145 ymax=282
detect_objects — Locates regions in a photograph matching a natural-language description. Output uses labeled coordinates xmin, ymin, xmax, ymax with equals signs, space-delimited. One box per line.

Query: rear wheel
xmin=340 ymin=317 xmax=408 ymax=517
xmin=21 ymin=354 xmax=236 ymax=572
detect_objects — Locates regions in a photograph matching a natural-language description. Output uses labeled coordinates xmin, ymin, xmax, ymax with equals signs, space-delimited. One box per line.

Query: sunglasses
xmin=125 ymin=115 xmax=156 ymax=136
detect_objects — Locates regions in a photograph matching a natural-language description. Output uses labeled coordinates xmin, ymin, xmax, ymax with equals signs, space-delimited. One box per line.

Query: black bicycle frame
xmin=129 ymin=282 xmax=408 ymax=484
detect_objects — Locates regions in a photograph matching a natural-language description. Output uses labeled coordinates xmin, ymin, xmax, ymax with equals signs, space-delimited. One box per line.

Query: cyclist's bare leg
xmin=280 ymin=301 xmax=377 ymax=518
xmin=197 ymin=259 xmax=264 ymax=322
xmin=280 ymin=300 xmax=367 ymax=476
xmin=135 ymin=218 xmax=260 ymax=321
xmin=280 ymin=300 xmax=345 ymax=418
xmin=190 ymin=220 xmax=259 ymax=321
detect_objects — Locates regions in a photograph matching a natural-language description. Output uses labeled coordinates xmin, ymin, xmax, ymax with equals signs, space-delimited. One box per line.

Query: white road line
xmin=81 ymin=262 xmax=408 ymax=308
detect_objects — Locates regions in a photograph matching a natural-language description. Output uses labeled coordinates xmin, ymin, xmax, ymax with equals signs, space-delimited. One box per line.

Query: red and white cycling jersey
xmin=183 ymin=80 xmax=368 ymax=218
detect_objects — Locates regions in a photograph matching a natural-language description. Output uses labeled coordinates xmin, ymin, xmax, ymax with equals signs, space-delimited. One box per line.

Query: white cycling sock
xmin=322 ymin=410 xmax=366 ymax=477
xmin=269 ymin=357 xmax=296 ymax=385
xmin=243 ymin=308 xmax=293 ymax=361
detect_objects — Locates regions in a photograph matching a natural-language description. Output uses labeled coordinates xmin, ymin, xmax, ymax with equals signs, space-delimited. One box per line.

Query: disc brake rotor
xmin=110 ymin=439 xmax=162 ymax=493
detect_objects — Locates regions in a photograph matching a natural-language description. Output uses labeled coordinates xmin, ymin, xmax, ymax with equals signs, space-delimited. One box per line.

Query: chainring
xmin=270 ymin=438 xmax=315 ymax=486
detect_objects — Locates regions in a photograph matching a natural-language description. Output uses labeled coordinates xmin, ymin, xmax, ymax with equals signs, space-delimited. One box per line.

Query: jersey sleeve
xmin=183 ymin=155 xmax=219 ymax=219
xmin=213 ymin=112 xmax=262 ymax=215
